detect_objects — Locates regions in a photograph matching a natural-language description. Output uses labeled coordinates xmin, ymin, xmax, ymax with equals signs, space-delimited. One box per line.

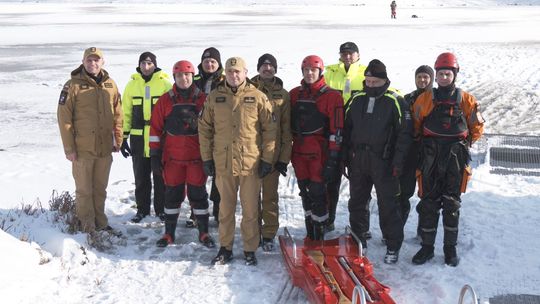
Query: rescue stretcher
xmin=278 ymin=226 xmax=396 ymax=304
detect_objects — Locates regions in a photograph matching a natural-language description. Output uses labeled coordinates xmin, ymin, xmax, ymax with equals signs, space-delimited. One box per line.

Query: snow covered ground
xmin=0 ymin=1 xmax=539 ymax=303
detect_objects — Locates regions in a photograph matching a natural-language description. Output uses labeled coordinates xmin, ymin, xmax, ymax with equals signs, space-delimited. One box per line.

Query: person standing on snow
xmin=192 ymin=47 xmax=226 ymax=227
xmin=390 ymin=1 xmax=397 ymax=19
xmin=290 ymin=55 xmax=344 ymax=241
xmin=324 ymin=41 xmax=367 ymax=233
xmin=150 ymin=60 xmax=215 ymax=249
xmin=121 ymin=52 xmax=172 ymax=223
xmin=412 ymin=52 xmax=484 ymax=267
xmin=343 ymin=59 xmax=412 ymax=264
xmin=57 ymin=47 xmax=123 ymax=234
xmin=251 ymin=53 xmax=292 ymax=252
xmin=199 ymin=57 xmax=276 ymax=266
xmin=401 ymin=65 xmax=434 ymax=231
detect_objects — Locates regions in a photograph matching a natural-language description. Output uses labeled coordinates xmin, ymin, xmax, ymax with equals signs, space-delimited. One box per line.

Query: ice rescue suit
xmin=251 ymin=75 xmax=292 ymax=241
xmin=57 ymin=65 xmax=123 ymax=232
xmin=122 ymin=69 xmax=172 ymax=216
xmin=343 ymin=83 xmax=412 ymax=251
xmin=324 ymin=60 xmax=367 ymax=228
xmin=412 ymin=88 xmax=484 ymax=247
xmin=198 ymin=80 xmax=276 ymax=252
xmin=290 ymin=77 xmax=344 ymax=239
xmin=149 ymin=85 xmax=209 ymax=240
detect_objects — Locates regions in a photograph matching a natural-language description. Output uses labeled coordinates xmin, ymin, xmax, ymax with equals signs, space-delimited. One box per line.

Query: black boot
xmin=211 ymin=247 xmax=233 ymax=265
xmin=412 ymin=245 xmax=434 ymax=265
xmin=305 ymin=217 xmax=314 ymax=240
xmin=157 ymin=219 xmax=177 ymax=247
xmin=312 ymin=221 xmax=326 ymax=241
xmin=197 ymin=216 xmax=215 ymax=248
xmin=443 ymin=245 xmax=459 ymax=267
xmin=244 ymin=251 xmax=258 ymax=266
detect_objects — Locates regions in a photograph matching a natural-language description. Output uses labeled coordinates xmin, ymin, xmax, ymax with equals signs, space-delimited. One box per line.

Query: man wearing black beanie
xmin=399 ymin=65 xmax=434 ymax=232
xmin=192 ymin=47 xmax=226 ymax=227
xmin=343 ymin=58 xmax=412 ymax=264
xmin=122 ymin=51 xmax=172 ymax=223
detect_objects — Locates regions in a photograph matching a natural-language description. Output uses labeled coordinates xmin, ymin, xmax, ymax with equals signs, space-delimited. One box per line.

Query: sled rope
xmin=307 ymin=250 xmax=352 ymax=304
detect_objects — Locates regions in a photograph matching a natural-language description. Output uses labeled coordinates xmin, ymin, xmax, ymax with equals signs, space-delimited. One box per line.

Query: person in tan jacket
xmin=57 ymin=47 xmax=123 ymax=234
xmin=250 ymin=53 xmax=292 ymax=252
xmin=199 ymin=57 xmax=276 ymax=266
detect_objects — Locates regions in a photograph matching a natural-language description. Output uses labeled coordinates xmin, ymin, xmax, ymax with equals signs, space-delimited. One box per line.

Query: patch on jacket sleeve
xmin=104 ymin=83 xmax=113 ymax=88
xmin=80 ymin=84 xmax=89 ymax=90
xmin=244 ymin=96 xmax=255 ymax=103
xmin=58 ymin=83 xmax=70 ymax=105
xmin=216 ymin=96 xmax=226 ymax=103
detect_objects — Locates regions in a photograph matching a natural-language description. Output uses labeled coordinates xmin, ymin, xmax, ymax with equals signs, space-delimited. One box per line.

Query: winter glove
xmin=274 ymin=161 xmax=288 ymax=177
xmin=258 ymin=160 xmax=273 ymax=178
xmin=322 ymin=151 xmax=340 ymax=183
xmin=392 ymin=166 xmax=402 ymax=177
xmin=151 ymin=155 xmax=162 ymax=176
xmin=203 ymin=160 xmax=216 ymax=177
xmin=120 ymin=140 xmax=131 ymax=158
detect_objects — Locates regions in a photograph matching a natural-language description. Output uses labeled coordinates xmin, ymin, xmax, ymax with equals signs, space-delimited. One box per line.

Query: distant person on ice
xmin=411 ymin=52 xmax=485 ymax=267
xmin=390 ymin=1 xmax=397 ymax=19
xmin=57 ymin=47 xmax=123 ymax=234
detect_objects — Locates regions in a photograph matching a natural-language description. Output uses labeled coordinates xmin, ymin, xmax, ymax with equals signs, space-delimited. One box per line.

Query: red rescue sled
xmin=278 ymin=227 xmax=396 ymax=304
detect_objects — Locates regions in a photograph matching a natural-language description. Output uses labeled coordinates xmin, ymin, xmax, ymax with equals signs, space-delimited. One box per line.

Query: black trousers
xmin=399 ymin=143 xmax=420 ymax=227
xmin=132 ymin=156 xmax=164 ymax=216
xmin=348 ymin=150 xmax=403 ymax=251
xmin=416 ymin=139 xmax=469 ymax=246
xmin=326 ymin=172 xmax=342 ymax=225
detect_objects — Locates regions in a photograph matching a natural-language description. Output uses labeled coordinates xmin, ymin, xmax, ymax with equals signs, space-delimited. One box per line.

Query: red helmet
xmin=172 ymin=60 xmax=195 ymax=74
xmin=301 ymin=55 xmax=324 ymax=70
xmin=434 ymin=52 xmax=459 ymax=72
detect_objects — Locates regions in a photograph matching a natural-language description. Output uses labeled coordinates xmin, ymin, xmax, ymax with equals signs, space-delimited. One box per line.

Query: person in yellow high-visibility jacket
xmin=324 ymin=42 xmax=367 ymax=233
xmin=121 ymin=52 xmax=172 ymax=223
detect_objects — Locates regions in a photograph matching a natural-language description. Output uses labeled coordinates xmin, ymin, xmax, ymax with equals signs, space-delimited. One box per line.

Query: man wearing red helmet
xmin=343 ymin=59 xmax=412 ymax=264
xmin=149 ymin=60 xmax=215 ymax=249
xmin=121 ymin=52 xmax=172 ymax=224
xmin=290 ymin=55 xmax=344 ymax=241
xmin=411 ymin=52 xmax=484 ymax=266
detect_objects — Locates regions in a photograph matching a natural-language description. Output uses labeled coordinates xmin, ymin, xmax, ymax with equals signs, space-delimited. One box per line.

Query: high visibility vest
xmin=324 ymin=61 xmax=367 ymax=106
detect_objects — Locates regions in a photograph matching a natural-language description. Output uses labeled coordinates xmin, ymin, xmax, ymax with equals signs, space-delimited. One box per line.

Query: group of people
xmin=57 ymin=42 xmax=484 ymax=267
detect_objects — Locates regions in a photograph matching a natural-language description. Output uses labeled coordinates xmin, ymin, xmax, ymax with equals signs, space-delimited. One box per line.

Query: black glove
xmin=322 ymin=152 xmax=340 ymax=183
xmin=120 ymin=140 xmax=131 ymax=158
xmin=258 ymin=160 xmax=273 ymax=178
xmin=274 ymin=161 xmax=288 ymax=177
xmin=203 ymin=160 xmax=215 ymax=177
xmin=151 ymin=155 xmax=162 ymax=176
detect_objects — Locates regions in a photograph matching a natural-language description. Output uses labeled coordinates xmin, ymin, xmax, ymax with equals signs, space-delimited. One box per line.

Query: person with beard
xmin=251 ymin=53 xmax=292 ymax=251
xmin=400 ymin=65 xmax=434 ymax=231
xmin=121 ymin=51 xmax=172 ymax=223
xmin=290 ymin=55 xmax=344 ymax=241
xmin=324 ymin=41 xmax=367 ymax=233
xmin=411 ymin=53 xmax=484 ymax=266
xmin=192 ymin=47 xmax=226 ymax=227
xmin=343 ymin=59 xmax=412 ymax=264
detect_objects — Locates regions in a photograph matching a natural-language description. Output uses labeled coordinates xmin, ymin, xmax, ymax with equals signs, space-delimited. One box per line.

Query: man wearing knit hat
xmin=343 ymin=59 xmax=412 ymax=264
xmin=411 ymin=52 xmax=484 ymax=267
xmin=400 ymin=65 xmax=434 ymax=232
xmin=324 ymin=41 xmax=367 ymax=233
xmin=192 ymin=47 xmax=226 ymax=227
xmin=199 ymin=56 xmax=276 ymax=266
xmin=121 ymin=51 xmax=172 ymax=224
xmin=251 ymin=53 xmax=292 ymax=252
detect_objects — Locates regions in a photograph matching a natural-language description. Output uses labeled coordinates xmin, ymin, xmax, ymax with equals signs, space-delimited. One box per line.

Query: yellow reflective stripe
xmin=144 ymin=125 xmax=150 ymax=157
xmin=345 ymin=91 xmax=366 ymax=114
xmin=384 ymin=92 xmax=402 ymax=124
xmin=130 ymin=129 xmax=143 ymax=135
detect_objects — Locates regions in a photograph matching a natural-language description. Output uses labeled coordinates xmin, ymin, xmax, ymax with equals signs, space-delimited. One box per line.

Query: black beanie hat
xmin=139 ymin=51 xmax=157 ymax=67
xmin=415 ymin=65 xmax=434 ymax=79
xmin=364 ymin=59 xmax=387 ymax=80
xmin=201 ymin=47 xmax=221 ymax=64
xmin=257 ymin=53 xmax=278 ymax=71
